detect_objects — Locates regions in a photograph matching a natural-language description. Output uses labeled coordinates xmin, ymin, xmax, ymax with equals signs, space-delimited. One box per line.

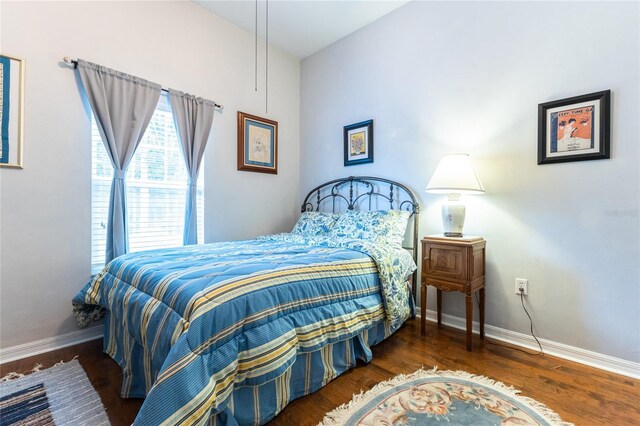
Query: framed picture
xmin=344 ymin=119 xmax=373 ymax=166
xmin=0 ymin=53 xmax=25 ymax=169
xmin=237 ymin=111 xmax=278 ymax=174
xmin=538 ymin=90 xmax=610 ymax=165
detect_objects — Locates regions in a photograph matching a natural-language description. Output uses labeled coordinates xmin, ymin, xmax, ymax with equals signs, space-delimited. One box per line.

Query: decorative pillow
xmin=291 ymin=211 xmax=338 ymax=236
xmin=329 ymin=210 xmax=410 ymax=247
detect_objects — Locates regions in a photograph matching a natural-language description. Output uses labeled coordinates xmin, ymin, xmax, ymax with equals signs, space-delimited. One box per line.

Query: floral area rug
xmin=0 ymin=358 xmax=110 ymax=425
xmin=319 ymin=367 xmax=573 ymax=426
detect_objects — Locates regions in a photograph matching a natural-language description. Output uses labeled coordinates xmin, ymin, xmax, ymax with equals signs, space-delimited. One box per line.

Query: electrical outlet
xmin=515 ymin=278 xmax=528 ymax=296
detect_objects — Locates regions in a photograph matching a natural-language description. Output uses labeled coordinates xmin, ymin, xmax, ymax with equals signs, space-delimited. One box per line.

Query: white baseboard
xmin=0 ymin=326 xmax=103 ymax=365
xmin=2 ymin=315 xmax=639 ymax=380
xmin=420 ymin=309 xmax=640 ymax=379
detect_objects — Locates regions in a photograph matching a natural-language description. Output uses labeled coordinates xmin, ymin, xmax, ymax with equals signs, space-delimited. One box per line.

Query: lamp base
xmin=444 ymin=232 xmax=464 ymax=238
xmin=442 ymin=198 xmax=466 ymax=237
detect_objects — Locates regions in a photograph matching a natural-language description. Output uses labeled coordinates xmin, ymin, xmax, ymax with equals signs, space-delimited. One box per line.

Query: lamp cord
xmin=474 ymin=292 xmax=544 ymax=356
xmin=520 ymin=291 xmax=544 ymax=354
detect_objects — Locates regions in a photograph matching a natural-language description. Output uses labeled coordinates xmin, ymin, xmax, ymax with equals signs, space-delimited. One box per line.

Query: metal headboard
xmin=301 ymin=176 xmax=420 ymax=297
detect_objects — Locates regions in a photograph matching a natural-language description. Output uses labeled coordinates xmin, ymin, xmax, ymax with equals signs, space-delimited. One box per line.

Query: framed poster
xmin=0 ymin=53 xmax=25 ymax=169
xmin=344 ymin=119 xmax=373 ymax=166
xmin=538 ymin=90 xmax=610 ymax=165
xmin=237 ymin=111 xmax=278 ymax=174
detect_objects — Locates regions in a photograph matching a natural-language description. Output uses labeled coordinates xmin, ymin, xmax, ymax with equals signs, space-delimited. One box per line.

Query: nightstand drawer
xmin=424 ymin=244 xmax=467 ymax=281
xmin=425 ymin=277 xmax=465 ymax=292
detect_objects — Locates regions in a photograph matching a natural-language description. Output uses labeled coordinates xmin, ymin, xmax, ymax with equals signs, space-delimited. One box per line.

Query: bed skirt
xmin=103 ymin=311 xmax=395 ymax=425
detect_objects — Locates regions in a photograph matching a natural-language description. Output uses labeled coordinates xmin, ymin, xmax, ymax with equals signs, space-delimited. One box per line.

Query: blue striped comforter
xmin=73 ymin=234 xmax=415 ymax=425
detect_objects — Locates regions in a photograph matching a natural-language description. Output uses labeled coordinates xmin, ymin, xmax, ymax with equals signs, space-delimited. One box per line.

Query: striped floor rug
xmin=0 ymin=359 xmax=109 ymax=425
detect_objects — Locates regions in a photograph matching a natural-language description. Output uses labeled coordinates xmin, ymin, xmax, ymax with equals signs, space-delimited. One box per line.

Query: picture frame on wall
xmin=237 ymin=111 xmax=278 ymax=174
xmin=344 ymin=119 xmax=373 ymax=166
xmin=0 ymin=53 xmax=25 ymax=169
xmin=538 ymin=90 xmax=610 ymax=165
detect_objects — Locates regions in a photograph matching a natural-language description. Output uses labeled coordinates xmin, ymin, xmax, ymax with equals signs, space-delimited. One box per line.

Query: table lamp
xmin=426 ymin=153 xmax=484 ymax=237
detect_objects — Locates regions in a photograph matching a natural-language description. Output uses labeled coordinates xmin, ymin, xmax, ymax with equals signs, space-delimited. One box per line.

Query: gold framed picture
xmin=237 ymin=111 xmax=278 ymax=174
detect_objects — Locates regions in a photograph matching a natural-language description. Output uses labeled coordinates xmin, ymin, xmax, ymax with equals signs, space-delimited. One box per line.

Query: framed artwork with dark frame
xmin=344 ymin=119 xmax=373 ymax=166
xmin=237 ymin=111 xmax=278 ymax=174
xmin=538 ymin=90 xmax=610 ymax=165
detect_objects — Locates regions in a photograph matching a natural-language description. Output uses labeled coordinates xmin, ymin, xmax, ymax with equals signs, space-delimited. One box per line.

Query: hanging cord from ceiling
xmin=265 ymin=0 xmax=269 ymax=114
xmin=254 ymin=0 xmax=269 ymax=113
xmin=254 ymin=0 xmax=258 ymax=92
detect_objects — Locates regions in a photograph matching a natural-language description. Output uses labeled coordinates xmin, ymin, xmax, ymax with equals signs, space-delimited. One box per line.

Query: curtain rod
xmin=63 ymin=57 xmax=224 ymax=110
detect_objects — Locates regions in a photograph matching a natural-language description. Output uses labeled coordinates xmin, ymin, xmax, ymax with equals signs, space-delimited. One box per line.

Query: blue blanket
xmin=73 ymin=234 xmax=415 ymax=425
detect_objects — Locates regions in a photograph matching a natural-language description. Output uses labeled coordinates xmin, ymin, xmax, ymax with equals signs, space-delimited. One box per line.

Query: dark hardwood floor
xmin=2 ymin=319 xmax=638 ymax=425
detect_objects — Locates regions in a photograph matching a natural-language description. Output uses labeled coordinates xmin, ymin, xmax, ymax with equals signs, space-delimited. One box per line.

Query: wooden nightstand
xmin=420 ymin=235 xmax=486 ymax=351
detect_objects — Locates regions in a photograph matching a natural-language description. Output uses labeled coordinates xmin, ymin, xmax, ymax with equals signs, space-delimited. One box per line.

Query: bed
xmin=73 ymin=176 xmax=420 ymax=426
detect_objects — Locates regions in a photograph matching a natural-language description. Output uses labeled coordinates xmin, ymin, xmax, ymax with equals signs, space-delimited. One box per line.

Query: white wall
xmin=301 ymin=1 xmax=639 ymax=362
xmin=0 ymin=1 xmax=300 ymax=349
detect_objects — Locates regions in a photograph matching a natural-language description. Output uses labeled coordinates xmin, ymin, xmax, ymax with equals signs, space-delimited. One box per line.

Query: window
xmin=91 ymin=94 xmax=204 ymax=272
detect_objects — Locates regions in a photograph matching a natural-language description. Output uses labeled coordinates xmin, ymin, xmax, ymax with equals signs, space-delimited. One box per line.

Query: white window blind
xmin=91 ymin=93 xmax=204 ymax=273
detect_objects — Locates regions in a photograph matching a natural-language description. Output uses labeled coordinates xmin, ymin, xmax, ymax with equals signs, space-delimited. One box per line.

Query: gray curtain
xmin=77 ymin=59 xmax=161 ymax=263
xmin=168 ymin=89 xmax=215 ymax=245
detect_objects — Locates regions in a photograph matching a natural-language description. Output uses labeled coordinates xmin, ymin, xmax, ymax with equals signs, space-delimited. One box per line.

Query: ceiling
xmin=193 ymin=1 xmax=409 ymax=58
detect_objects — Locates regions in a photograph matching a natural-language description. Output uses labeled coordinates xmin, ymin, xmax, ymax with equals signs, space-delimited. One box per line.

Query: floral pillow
xmin=291 ymin=211 xmax=338 ymax=236
xmin=329 ymin=210 xmax=410 ymax=247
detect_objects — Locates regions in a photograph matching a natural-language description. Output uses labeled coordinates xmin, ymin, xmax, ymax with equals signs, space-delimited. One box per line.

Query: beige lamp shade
xmin=426 ymin=153 xmax=484 ymax=237
xmin=425 ymin=153 xmax=484 ymax=194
